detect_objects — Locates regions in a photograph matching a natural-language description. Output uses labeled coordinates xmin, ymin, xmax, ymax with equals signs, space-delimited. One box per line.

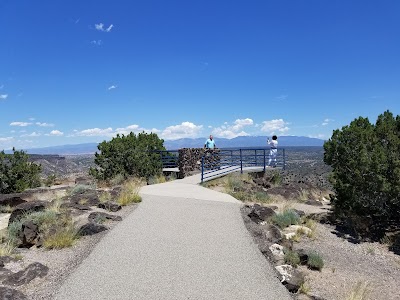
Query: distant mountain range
xmin=9 ymin=136 xmax=324 ymax=155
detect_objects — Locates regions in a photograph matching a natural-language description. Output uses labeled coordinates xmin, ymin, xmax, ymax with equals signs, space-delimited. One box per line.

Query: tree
xmin=89 ymin=131 xmax=165 ymax=180
xmin=324 ymin=111 xmax=400 ymax=231
xmin=0 ymin=148 xmax=42 ymax=193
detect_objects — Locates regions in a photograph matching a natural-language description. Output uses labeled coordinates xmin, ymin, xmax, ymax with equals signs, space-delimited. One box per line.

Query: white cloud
xmin=21 ymin=132 xmax=41 ymax=137
xmin=10 ymin=122 xmax=32 ymax=127
xmin=0 ymin=94 xmax=8 ymax=100
xmin=108 ymin=85 xmax=117 ymax=90
xmin=322 ymin=118 xmax=334 ymax=126
xmin=48 ymin=130 xmax=64 ymax=136
xmin=308 ymin=134 xmax=326 ymax=139
xmin=115 ymin=125 xmax=160 ymax=136
xmin=211 ymin=118 xmax=253 ymax=139
xmin=91 ymin=40 xmax=103 ymax=46
xmin=95 ymin=23 xmax=114 ymax=32
xmin=36 ymin=122 xmax=54 ymax=127
xmin=161 ymin=122 xmax=203 ymax=140
xmin=0 ymin=137 xmax=13 ymax=142
xmin=75 ymin=127 xmax=113 ymax=137
xmin=261 ymin=119 xmax=290 ymax=134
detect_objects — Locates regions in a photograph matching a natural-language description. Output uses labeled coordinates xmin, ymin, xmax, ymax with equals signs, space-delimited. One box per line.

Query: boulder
xmin=8 ymin=201 xmax=47 ymax=225
xmin=296 ymin=249 xmax=309 ymax=265
xmin=2 ymin=262 xmax=49 ymax=286
xmin=248 ymin=204 xmax=276 ymax=224
xmin=0 ymin=286 xmax=27 ymax=300
xmin=79 ymin=223 xmax=108 ymax=236
xmin=69 ymin=191 xmax=100 ymax=207
xmin=275 ymin=264 xmax=305 ymax=293
xmin=261 ymin=224 xmax=282 ymax=243
xmin=88 ymin=212 xmax=122 ymax=223
xmin=305 ymin=200 xmax=323 ymax=206
xmin=0 ymin=197 xmax=27 ymax=208
xmin=0 ymin=268 xmax=12 ymax=281
xmin=18 ymin=220 xmax=39 ymax=248
xmin=74 ymin=177 xmax=93 ymax=185
xmin=268 ymin=244 xmax=285 ymax=264
xmin=98 ymin=201 xmax=121 ymax=212
xmin=292 ymin=209 xmax=306 ymax=217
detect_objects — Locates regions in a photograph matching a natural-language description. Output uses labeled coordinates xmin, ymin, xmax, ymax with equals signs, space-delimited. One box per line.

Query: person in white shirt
xmin=267 ymin=135 xmax=278 ymax=167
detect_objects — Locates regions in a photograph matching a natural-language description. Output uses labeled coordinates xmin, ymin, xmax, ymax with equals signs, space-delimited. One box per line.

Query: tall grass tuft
xmin=271 ymin=209 xmax=300 ymax=229
xmin=117 ymin=178 xmax=144 ymax=206
xmin=43 ymin=225 xmax=79 ymax=249
xmin=0 ymin=241 xmax=16 ymax=256
xmin=346 ymin=281 xmax=370 ymax=300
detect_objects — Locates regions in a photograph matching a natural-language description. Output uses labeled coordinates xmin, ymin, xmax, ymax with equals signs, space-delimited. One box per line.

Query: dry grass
xmin=299 ymin=281 xmax=311 ymax=295
xmin=345 ymin=281 xmax=370 ymax=300
xmin=99 ymin=191 xmax=112 ymax=203
xmin=43 ymin=225 xmax=79 ymax=249
xmin=117 ymin=178 xmax=144 ymax=206
xmin=0 ymin=204 xmax=13 ymax=213
xmin=0 ymin=241 xmax=15 ymax=256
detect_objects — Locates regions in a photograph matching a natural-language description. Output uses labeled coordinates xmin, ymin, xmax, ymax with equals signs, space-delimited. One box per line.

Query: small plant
xmin=284 ymin=249 xmax=300 ymax=267
xmin=117 ymin=178 xmax=144 ymax=206
xmin=78 ymin=198 xmax=89 ymax=205
xmin=226 ymin=174 xmax=245 ymax=192
xmin=44 ymin=174 xmax=57 ymax=187
xmin=346 ymin=281 xmax=370 ymax=300
xmin=271 ymin=209 xmax=300 ymax=229
xmin=0 ymin=205 xmax=13 ymax=213
xmin=366 ymin=246 xmax=375 ymax=255
xmin=147 ymin=174 xmax=167 ymax=185
xmin=47 ymin=198 xmax=64 ymax=214
xmin=303 ymin=218 xmax=317 ymax=238
xmin=43 ymin=225 xmax=79 ymax=249
xmin=99 ymin=191 xmax=112 ymax=203
xmin=0 ymin=241 xmax=16 ymax=256
xmin=110 ymin=174 xmax=125 ymax=186
xmin=298 ymin=282 xmax=311 ymax=295
xmin=307 ymin=251 xmax=324 ymax=271
xmin=380 ymin=234 xmax=392 ymax=246
xmin=253 ymin=191 xmax=272 ymax=204
xmin=270 ymin=171 xmax=283 ymax=185
xmin=69 ymin=184 xmax=93 ymax=196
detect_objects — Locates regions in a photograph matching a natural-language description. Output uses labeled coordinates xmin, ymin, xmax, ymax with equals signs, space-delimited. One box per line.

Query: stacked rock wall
xmin=178 ymin=148 xmax=220 ymax=178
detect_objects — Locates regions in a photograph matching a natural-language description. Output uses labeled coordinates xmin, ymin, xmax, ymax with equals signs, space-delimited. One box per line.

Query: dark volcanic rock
xmin=88 ymin=212 xmax=122 ymax=223
xmin=292 ymin=209 xmax=306 ymax=218
xmin=248 ymin=204 xmax=276 ymax=224
xmin=0 ymin=286 xmax=27 ymax=300
xmin=0 ymin=268 xmax=12 ymax=281
xmin=275 ymin=264 xmax=305 ymax=293
xmin=0 ymin=257 xmax=17 ymax=268
xmin=79 ymin=223 xmax=108 ymax=236
xmin=74 ymin=176 xmax=93 ymax=185
xmin=0 ymin=197 xmax=27 ymax=208
xmin=8 ymin=201 xmax=47 ymax=225
xmin=69 ymin=190 xmax=100 ymax=207
xmin=2 ymin=262 xmax=49 ymax=286
xmin=296 ymin=249 xmax=309 ymax=265
xmin=18 ymin=220 xmax=39 ymax=248
xmin=261 ymin=224 xmax=282 ymax=243
xmin=98 ymin=201 xmax=121 ymax=212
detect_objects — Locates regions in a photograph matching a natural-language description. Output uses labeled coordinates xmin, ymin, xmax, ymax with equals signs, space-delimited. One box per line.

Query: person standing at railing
xmin=204 ymin=135 xmax=216 ymax=150
xmin=267 ymin=135 xmax=278 ymax=167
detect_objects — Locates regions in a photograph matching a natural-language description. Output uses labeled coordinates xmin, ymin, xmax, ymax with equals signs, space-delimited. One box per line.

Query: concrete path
xmin=55 ymin=176 xmax=291 ymax=300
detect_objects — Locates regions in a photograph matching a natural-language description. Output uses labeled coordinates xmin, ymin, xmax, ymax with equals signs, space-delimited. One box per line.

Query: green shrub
xmin=324 ymin=110 xmax=400 ymax=231
xmin=0 ymin=148 xmax=41 ymax=193
xmin=271 ymin=209 xmax=300 ymax=229
xmin=284 ymin=249 xmax=300 ymax=267
xmin=44 ymin=174 xmax=57 ymax=187
xmin=89 ymin=132 xmax=165 ymax=180
xmin=110 ymin=174 xmax=125 ymax=186
xmin=69 ymin=184 xmax=93 ymax=196
xmin=307 ymin=251 xmax=324 ymax=270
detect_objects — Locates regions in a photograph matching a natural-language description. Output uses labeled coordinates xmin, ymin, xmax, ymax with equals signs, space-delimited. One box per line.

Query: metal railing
xmin=201 ymin=148 xmax=285 ymax=182
xmin=156 ymin=150 xmax=179 ymax=168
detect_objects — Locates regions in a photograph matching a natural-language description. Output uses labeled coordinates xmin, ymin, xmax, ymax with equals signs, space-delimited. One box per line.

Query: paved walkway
xmin=55 ymin=176 xmax=291 ymax=300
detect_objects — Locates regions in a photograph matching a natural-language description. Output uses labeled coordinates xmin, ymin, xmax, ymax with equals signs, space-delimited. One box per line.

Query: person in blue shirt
xmin=204 ymin=135 xmax=216 ymax=149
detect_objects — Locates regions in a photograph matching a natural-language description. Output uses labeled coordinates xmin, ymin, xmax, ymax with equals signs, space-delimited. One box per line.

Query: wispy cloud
xmin=261 ymin=119 xmax=290 ymax=134
xmin=0 ymin=94 xmax=8 ymax=100
xmin=21 ymin=132 xmax=41 ymax=137
xmin=36 ymin=122 xmax=54 ymax=127
xmin=321 ymin=118 xmax=334 ymax=126
xmin=108 ymin=85 xmax=117 ymax=90
xmin=91 ymin=40 xmax=103 ymax=46
xmin=95 ymin=23 xmax=114 ymax=32
xmin=0 ymin=137 xmax=13 ymax=142
xmin=161 ymin=122 xmax=203 ymax=140
xmin=275 ymin=95 xmax=288 ymax=101
xmin=48 ymin=130 xmax=64 ymax=136
xmin=10 ymin=121 xmax=32 ymax=127
xmin=211 ymin=118 xmax=253 ymax=139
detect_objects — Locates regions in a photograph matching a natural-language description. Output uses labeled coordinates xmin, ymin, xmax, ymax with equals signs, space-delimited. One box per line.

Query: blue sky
xmin=1 ymin=0 xmax=399 ymax=150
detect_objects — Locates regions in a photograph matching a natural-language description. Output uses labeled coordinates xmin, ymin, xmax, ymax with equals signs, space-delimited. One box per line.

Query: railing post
xmin=201 ymin=156 xmax=204 ymax=183
xmin=263 ymin=149 xmax=266 ymax=171
xmin=240 ymin=149 xmax=243 ymax=174
xmin=283 ymin=148 xmax=286 ymax=170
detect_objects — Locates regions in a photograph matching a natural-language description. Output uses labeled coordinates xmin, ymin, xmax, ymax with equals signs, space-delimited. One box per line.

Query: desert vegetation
xmin=0 ymin=148 xmax=42 ymax=193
